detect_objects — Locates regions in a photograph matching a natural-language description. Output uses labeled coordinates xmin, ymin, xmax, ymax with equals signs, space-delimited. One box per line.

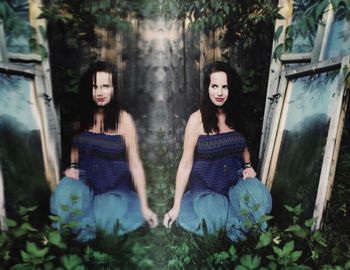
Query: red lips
xmin=215 ymin=98 xmax=225 ymax=102
xmin=96 ymin=97 xmax=105 ymax=102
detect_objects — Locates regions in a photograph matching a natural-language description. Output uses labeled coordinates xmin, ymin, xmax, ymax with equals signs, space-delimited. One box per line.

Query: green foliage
xmin=1 ymin=127 xmax=350 ymax=269
xmin=163 ymin=0 xmax=280 ymax=50
xmin=0 ymin=0 xmax=48 ymax=58
xmin=273 ymin=0 xmax=350 ymax=59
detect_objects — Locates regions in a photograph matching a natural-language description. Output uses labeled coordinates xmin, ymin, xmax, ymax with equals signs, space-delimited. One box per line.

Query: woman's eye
xmin=211 ymin=85 xmax=217 ymax=88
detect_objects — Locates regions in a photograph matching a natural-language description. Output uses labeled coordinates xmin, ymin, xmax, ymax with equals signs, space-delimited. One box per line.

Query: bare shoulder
xmin=119 ymin=110 xmax=134 ymax=125
xmin=185 ymin=110 xmax=202 ymax=138
xmin=187 ymin=110 xmax=202 ymax=126
xmin=118 ymin=110 xmax=137 ymax=139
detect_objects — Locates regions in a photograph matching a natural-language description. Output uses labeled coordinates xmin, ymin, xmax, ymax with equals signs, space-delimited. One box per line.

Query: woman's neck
xmin=91 ymin=111 xmax=104 ymax=133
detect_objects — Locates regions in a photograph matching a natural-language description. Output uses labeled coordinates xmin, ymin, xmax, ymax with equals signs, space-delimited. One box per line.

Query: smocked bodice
xmin=73 ymin=132 xmax=133 ymax=194
xmin=189 ymin=131 xmax=246 ymax=194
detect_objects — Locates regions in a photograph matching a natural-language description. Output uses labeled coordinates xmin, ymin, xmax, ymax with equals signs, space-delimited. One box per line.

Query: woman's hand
xmin=243 ymin=167 xmax=256 ymax=179
xmin=163 ymin=206 xmax=180 ymax=229
xmin=142 ymin=207 xmax=158 ymax=228
xmin=64 ymin=168 xmax=79 ymax=179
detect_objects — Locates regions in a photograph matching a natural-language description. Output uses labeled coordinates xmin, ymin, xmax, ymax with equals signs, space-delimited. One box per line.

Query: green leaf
xmin=49 ymin=215 xmax=62 ymax=222
xmin=228 ymin=245 xmax=238 ymax=261
xmin=19 ymin=206 xmax=38 ymax=216
xmin=223 ymin=3 xmax=230 ymax=15
xmin=268 ymin=261 xmax=278 ymax=270
xmin=240 ymin=209 xmax=249 ymax=216
xmin=274 ymin=25 xmax=283 ymax=41
xmin=242 ymin=220 xmax=253 ymax=229
xmin=273 ymin=43 xmax=284 ymax=60
xmin=315 ymin=0 xmax=328 ymax=19
xmin=284 ymin=204 xmax=303 ymax=215
xmin=235 ymin=265 xmax=248 ymax=270
xmin=251 ymin=203 xmax=261 ymax=212
xmin=239 ymin=254 xmax=260 ymax=269
xmin=243 ymin=193 xmax=250 ymax=202
xmin=37 ymin=44 xmax=48 ymax=59
xmin=282 ymin=240 xmax=294 ymax=255
xmin=331 ymin=0 xmax=340 ymax=9
xmin=60 ymin=254 xmax=83 ymax=270
xmin=26 ymin=241 xmax=49 ymax=257
xmin=343 ymin=65 xmax=349 ymax=81
xmin=258 ymin=215 xmax=274 ymax=224
xmin=20 ymin=250 xmax=30 ymax=262
xmin=256 ymin=232 xmax=272 ymax=249
xmin=284 ymin=224 xmax=307 ymax=238
xmin=48 ymin=231 xmax=67 ymax=249
xmin=291 ymin=250 xmax=302 ymax=262
xmin=5 ymin=218 xmax=17 ymax=227
xmin=14 ymin=223 xmax=38 ymax=238
xmin=284 ymin=37 xmax=293 ymax=51
xmin=344 ymin=260 xmax=350 ymax=269
xmin=305 ymin=217 xmax=316 ymax=228
xmin=276 ymin=13 xmax=285 ymax=20
xmin=272 ymin=246 xmax=283 ymax=258
xmin=38 ymin=26 xmax=47 ymax=40
xmin=312 ymin=231 xmax=327 ymax=247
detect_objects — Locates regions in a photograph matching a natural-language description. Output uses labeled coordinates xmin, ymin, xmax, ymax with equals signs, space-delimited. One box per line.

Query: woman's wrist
xmin=70 ymin=162 xmax=79 ymax=169
xmin=243 ymin=162 xmax=252 ymax=169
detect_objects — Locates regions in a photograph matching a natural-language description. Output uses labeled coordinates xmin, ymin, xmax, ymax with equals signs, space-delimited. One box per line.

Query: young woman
xmin=163 ymin=61 xmax=272 ymax=241
xmin=51 ymin=61 xmax=158 ymax=241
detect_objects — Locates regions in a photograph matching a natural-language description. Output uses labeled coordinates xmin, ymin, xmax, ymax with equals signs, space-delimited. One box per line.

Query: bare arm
xmin=163 ymin=113 xmax=200 ymax=228
xmin=242 ymin=146 xmax=256 ymax=179
xmin=65 ymin=145 xmax=79 ymax=179
xmin=121 ymin=112 xmax=158 ymax=228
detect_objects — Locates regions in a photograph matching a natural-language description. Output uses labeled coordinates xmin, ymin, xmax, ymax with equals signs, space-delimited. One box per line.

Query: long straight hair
xmin=200 ymin=61 xmax=244 ymax=134
xmin=78 ymin=61 xmax=120 ymax=132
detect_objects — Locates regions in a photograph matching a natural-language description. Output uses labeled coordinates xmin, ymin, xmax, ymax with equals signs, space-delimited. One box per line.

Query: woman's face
xmin=208 ymin=71 xmax=229 ymax=107
xmin=92 ymin=71 xmax=114 ymax=106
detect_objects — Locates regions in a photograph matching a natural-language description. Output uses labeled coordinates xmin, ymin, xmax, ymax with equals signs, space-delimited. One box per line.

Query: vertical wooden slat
xmin=0 ymin=20 xmax=8 ymax=62
xmin=317 ymin=5 xmax=334 ymax=62
xmin=0 ymin=164 xmax=6 ymax=230
xmin=30 ymin=0 xmax=61 ymax=188
xmin=258 ymin=0 xmax=293 ymax=162
xmin=313 ymin=56 xmax=350 ymax=229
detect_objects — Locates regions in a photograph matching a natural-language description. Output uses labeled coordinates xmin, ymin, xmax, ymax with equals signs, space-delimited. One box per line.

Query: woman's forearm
xmin=173 ymin=160 xmax=192 ymax=208
xmin=130 ymin=160 xmax=149 ymax=210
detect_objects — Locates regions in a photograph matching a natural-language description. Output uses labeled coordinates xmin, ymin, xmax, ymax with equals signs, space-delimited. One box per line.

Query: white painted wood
xmin=0 ymin=164 xmax=7 ymax=231
xmin=318 ymin=6 xmax=335 ymax=61
xmin=313 ymin=56 xmax=350 ymax=229
xmin=260 ymin=74 xmax=289 ymax=185
xmin=0 ymin=20 xmax=8 ymax=62
xmin=8 ymin=53 xmax=42 ymax=62
xmin=264 ymin=77 xmax=292 ymax=188
xmin=259 ymin=0 xmax=293 ymax=161
xmin=30 ymin=0 xmax=61 ymax=187
xmin=280 ymin=53 xmax=312 ymax=63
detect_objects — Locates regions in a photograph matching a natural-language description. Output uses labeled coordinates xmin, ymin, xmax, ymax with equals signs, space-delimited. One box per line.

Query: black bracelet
xmin=243 ymin=162 xmax=252 ymax=169
xmin=70 ymin=162 xmax=79 ymax=169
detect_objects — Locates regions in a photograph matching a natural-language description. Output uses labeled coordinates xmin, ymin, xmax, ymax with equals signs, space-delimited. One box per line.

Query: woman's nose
xmin=95 ymin=86 xmax=103 ymax=95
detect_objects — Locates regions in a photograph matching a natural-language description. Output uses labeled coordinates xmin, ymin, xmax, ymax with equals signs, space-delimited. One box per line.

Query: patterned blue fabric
xmin=177 ymin=131 xmax=272 ymax=241
xmin=50 ymin=133 xmax=145 ymax=241
xmin=73 ymin=132 xmax=134 ymax=194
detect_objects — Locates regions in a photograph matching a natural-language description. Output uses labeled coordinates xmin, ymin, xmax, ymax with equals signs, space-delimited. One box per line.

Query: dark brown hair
xmin=200 ymin=61 xmax=243 ymax=134
xmin=78 ymin=61 xmax=120 ymax=132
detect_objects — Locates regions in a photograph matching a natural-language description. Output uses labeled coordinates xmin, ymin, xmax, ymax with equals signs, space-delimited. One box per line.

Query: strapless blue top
xmin=189 ymin=131 xmax=246 ymax=194
xmin=73 ymin=132 xmax=134 ymax=194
